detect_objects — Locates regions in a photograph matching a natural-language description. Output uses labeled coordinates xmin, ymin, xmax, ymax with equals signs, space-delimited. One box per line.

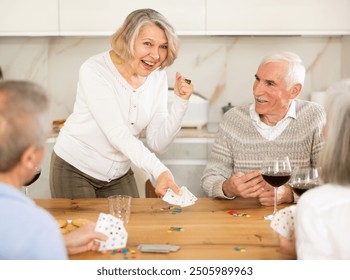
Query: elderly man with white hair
xmin=201 ymin=51 xmax=326 ymax=206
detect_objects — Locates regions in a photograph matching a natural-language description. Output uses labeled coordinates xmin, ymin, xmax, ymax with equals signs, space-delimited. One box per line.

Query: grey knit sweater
xmin=201 ymin=99 xmax=326 ymax=198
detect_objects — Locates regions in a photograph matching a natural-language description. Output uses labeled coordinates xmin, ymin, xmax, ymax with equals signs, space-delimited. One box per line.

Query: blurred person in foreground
xmin=201 ymin=51 xmax=326 ymax=206
xmin=278 ymin=79 xmax=350 ymax=259
xmin=0 ymin=80 xmax=106 ymax=259
xmin=50 ymin=8 xmax=193 ymax=199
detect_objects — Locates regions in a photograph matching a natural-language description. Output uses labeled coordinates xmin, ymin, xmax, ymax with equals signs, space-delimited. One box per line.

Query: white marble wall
xmin=0 ymin=35 xmax=348 ymax=123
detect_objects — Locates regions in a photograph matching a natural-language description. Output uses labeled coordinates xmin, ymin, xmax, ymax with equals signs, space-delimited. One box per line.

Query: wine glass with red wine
xmin=22 ymin=167 xmax=41 ymax=196
xmin=261 ymin=156 xmax=292 ymax=220
xmin=289 ymin=167 xmax=320 ymax=197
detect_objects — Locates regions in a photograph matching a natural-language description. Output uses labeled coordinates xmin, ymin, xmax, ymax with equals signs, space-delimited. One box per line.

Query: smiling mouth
xmin=141 ymin=60 xmax=156 ymax=68
xmin=255 ymin=97 xmax=268 ymax=104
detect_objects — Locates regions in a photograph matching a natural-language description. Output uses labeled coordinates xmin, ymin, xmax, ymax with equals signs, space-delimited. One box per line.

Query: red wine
xmin=262 ymin=173 xmax=291 ymax=187
xmin=291 ymin=183 xmax=318 ymax=196
xmin=292 ymin=187 xmax=307 ymax=196
xmin=24 ymin=170 xmax=41 ymax=186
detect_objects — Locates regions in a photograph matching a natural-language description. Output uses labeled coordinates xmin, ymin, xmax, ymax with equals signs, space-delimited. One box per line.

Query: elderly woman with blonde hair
xmin=50 ymin=9 xmax=193 ymax=199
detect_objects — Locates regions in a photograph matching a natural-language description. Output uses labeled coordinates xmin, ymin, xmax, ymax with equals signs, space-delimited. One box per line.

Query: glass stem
xmin=273 ymin=187 xmax=278 ymax=215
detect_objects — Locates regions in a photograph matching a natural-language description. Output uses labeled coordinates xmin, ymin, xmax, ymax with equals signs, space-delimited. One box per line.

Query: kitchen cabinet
xmin=157 ymin=137 xmax=214 ymax=197
xmin=59 ymin=0 xmax=206 ymax=36
xmin=206 ymin=0 xmax=350 ymax=35
xmin=1 ymin=0 xmax=349 ymax=36
xmin=0 ymin=0 xmax=59 ymax=35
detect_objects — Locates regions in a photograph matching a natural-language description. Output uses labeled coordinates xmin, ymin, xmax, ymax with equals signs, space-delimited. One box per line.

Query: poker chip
xmin=234 ymin=247 xmax=248 ymax=252
xmin=160 ymin=206 xmax=183 ymax=214
xmin=227 ymin=210 xmax=250 ymax=217
xmin=111 ymin=248 xmax=137 ymax=259
xmin=167 ymin=227 xmax=184 ymax=233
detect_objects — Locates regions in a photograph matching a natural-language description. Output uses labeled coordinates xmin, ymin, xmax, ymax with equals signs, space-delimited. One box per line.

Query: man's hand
xmin=258 ymin=184 xmax=294 ymax=206
xmin=64 ymin=222 xmax=107 ymax=255
xmin=222 ymin=170 xmax=266 ymax=198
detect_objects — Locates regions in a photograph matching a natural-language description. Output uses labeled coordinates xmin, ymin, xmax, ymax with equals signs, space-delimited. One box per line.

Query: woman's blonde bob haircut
xmin=110 ymin=9 xmax=179 ymax=70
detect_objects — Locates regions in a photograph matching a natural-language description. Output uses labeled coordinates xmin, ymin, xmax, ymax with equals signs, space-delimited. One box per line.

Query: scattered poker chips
xmin=111 ymin=248 xmax=137 ymax=259
xmin=227 ymin=210 xmax=250 ymax=218
xmin=234 ymin=247 xmax=248 ymax=253
xmin=167 ymin=227 xmax=184 ymax=233
xmin=160 ymin=205 xmax=183 ymax=214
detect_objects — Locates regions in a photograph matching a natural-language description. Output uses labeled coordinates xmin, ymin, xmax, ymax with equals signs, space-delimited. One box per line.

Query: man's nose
xmin=253 ymin=81 xmax=264 ymax=95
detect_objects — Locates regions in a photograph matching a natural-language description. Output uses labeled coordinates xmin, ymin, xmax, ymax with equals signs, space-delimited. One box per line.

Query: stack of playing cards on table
xmin=270 ymin=205 xmax=296 ymax=240
xmin=138 ymin=244 xmax=180 ymax=253
xmin=162 ymin=186 xmax=197 ymax=207
xmin=94 ymin=213 xmax=128 ymax=251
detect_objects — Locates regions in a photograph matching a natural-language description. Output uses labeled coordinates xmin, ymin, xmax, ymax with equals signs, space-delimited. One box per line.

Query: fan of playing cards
xmin=162 ymin=186 xmax=197 ymax=207
xmin=95 ymin=213 xmax=128 ymax=251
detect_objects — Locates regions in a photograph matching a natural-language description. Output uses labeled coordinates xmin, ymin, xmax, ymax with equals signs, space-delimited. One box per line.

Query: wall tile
xmin=0 ymin=35 xmax=346 ymax=123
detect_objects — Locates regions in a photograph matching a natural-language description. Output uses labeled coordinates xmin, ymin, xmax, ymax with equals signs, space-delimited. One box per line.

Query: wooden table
xmin=35 ymin=197 xmax=294 ymax=260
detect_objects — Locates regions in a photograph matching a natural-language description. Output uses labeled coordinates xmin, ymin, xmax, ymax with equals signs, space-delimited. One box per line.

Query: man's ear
xmin=20 ymin=145 xmax=37 ymax=170
xmin=290 ymin=83 xmax=302 ymax=98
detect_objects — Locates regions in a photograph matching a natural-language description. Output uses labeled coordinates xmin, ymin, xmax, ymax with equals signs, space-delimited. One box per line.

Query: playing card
xmin=177 ymin=188 xmax=188 ymax=206
xmin=270 ymin=205 xmax=296 ymax=240
xmin=162 ymin=186 xmax=197 ymax=207
xmin=94 ymin=213 xmax=128 ymax=251
xmin=181 ymin=186 xmax=197 ymax=207
xmin=162 ymin=188 xmax=181 ymax=205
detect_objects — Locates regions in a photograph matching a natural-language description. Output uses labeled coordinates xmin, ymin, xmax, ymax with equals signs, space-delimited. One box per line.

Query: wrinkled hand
xmin=174 ymin=72 xmax=193 ymax=100
xmin=155 ymin=170 xmax=181 ymax=197
xmin=258 ymin=183 xmax=274 ymax=206
xmin=64 ymin=222 xmax=107 ymax=255
xmin=222 ymin=170 xmax=266 ymax=198
xmin=258 ymin=184 xmax=294 ymax=206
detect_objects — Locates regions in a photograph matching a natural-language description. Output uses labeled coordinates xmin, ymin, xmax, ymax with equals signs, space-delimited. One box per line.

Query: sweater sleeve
xmin=310 ymin=105 xmax=326 ymax=167
xmin=200 ymin=114 xmax=235 ymax=198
